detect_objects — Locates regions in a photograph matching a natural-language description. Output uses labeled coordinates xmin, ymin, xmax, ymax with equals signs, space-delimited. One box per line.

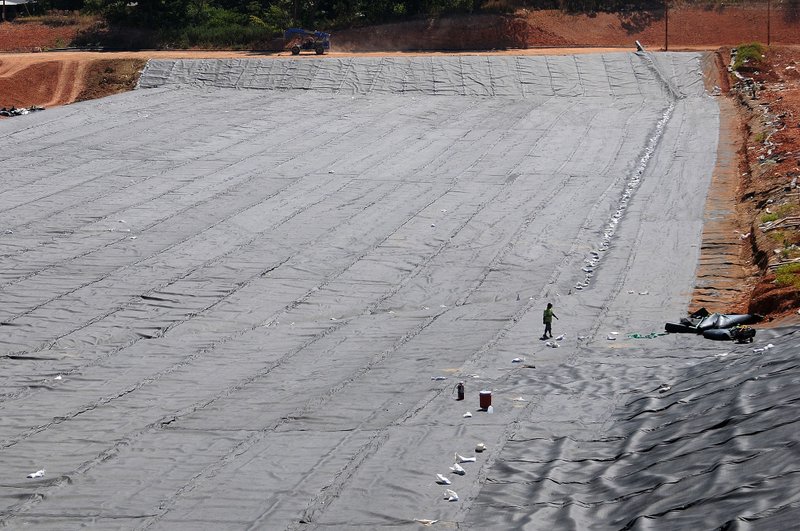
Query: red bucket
xmin=479 ymin=390 xmax=492 ymax=410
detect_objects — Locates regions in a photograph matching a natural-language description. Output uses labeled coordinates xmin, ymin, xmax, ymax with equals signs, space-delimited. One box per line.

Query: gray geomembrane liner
xmin=0 ymin=52 xmax=797 ymax=529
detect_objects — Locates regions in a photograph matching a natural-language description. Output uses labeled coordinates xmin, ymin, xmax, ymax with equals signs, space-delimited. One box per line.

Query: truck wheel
xmin=291 ymin=45 xmax=301 ymax=55
xmin=315 ymin=45 xmax=325 ymax=55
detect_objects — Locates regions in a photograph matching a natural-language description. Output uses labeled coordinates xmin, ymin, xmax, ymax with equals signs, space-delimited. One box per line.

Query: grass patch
xmin=775 ymin=262 xmax=800 ymax=288
xmin=733 ymin=42 xmax=766 ymax=71
xmin=761 ymin=204 xmax=796 ymax=224
xmin=754 ymin=131 xmax=766 ymax=143
xmin=768 ymin=230 xmax=788 ymax=245
xmin=780 ymin=246 xmax=800 ymax=260
xmin=180 ymin=24 xmax=278 ymax=49
xmin=73 ymin=18 xmax=282 ymax=50
xmin=776 ymin=203 xmax=796 ymax=217
xmin=19 ymin=11 xmax=95 ymax=27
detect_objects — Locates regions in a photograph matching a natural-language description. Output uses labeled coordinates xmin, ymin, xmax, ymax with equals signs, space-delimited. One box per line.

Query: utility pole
xmin=664 ymin=0 xmax=669 ymax=51
xmin=2 ymin=0 xmax=6 ymax=23
xmin=767 ymin=0 xmax=771 ymax=46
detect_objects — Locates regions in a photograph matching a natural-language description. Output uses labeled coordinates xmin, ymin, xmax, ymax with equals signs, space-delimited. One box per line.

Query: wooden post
xmin=767 ymin=0 xmax=771 ymax=46
xmin=664 ymin=0 xmax=669 ymax=51
xmin=2 ymin=0 xmax=6 ymax=23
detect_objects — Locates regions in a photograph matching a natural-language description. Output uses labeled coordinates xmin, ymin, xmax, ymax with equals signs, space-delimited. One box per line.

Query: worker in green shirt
xmin=541 ymin=303 xmax=558 ymax=340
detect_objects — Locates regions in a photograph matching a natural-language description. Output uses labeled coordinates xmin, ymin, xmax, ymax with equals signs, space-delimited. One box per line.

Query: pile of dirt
xmin=0 ymin=56 xmax=144 ymax=108
xmin=75 ymin=58 xmax=146 ymax=102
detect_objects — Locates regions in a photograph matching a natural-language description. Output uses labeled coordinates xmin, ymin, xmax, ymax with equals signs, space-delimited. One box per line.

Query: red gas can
xmin=479 ymin=390 xmax=492 ymax=410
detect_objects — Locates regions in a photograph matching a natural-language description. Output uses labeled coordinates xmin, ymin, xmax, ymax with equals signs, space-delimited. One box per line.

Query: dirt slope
xmin=729 ymin=46 xmax=800 ymax=320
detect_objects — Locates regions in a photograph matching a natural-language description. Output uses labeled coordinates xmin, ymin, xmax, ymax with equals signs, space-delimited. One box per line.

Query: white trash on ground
xmin=443 ymin=489 xmax=459 ymax=502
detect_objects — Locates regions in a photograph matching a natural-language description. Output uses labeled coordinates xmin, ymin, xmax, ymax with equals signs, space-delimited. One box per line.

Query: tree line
xmin=33 ymin=1 xmax=688 ymax=31
xmin=30 ymin=1 xmax=798 ymax=49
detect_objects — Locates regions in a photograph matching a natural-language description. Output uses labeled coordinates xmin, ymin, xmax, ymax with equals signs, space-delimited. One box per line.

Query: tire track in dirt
xmin=0 ymin=58 xmax=31 ymax=77
xmin=45 ymin=60 xmax=86 ymax=107
xmin=0 ymin=59 xmax=87 ymax=108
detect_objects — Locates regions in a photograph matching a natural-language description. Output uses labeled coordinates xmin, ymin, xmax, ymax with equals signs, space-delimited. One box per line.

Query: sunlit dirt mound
xmin=333 ymin=7 xmax=798 ymax=51
xmin=0 ymin=57 xmax=144 ymax=108
xmin=518 ymin=7 xmax=797 ymax=48
xmin=0 ymin=19 xmax=88 ymax=52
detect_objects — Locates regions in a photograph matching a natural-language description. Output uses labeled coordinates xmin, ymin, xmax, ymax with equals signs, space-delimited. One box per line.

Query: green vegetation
xmin=33 ymin=0 xmax=497 ymax=48
xmin=776 ymin=203 xmax=796 ymax=217
xmin=43 ymin=1 xmax=491 ymax=32
xmin=775 ymin=262 xmax=800 ymax=288
xmin=768 ymin=229 xmax=788 ymax=245
xmin=780 ymin=245 xmax=800 ymax=260
xmin=26 ymin=1 xmax=674 ymax=48
xmin=761 ymin=204 xmax=795 ymax=224
xmin=733 ymin=42 xmax=766 ymax=71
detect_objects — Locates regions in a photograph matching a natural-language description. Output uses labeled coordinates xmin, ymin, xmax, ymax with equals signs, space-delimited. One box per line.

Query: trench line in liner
xmin=574 ymin=51 xmax=680 ymax=292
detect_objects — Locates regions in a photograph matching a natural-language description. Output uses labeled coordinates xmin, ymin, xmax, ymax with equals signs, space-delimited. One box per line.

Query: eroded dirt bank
xmin=731 ymin=46 xmax=800 ymax=321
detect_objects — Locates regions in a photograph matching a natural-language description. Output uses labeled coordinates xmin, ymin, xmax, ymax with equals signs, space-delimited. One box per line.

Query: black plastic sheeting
xmin=0 ymin=106 xmax=44 ymax=117
xmin=696 ymin=312 xmax=760 ymax=331
xmin=467 ymin=328 xmax=800 ymax=529
xmin=665 ymin=308 xmax=762 ymax=338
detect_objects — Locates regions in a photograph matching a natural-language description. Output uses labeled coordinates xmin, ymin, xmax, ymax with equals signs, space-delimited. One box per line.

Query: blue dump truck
xmin=284 ymin=28 xmax=331 ymax=55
